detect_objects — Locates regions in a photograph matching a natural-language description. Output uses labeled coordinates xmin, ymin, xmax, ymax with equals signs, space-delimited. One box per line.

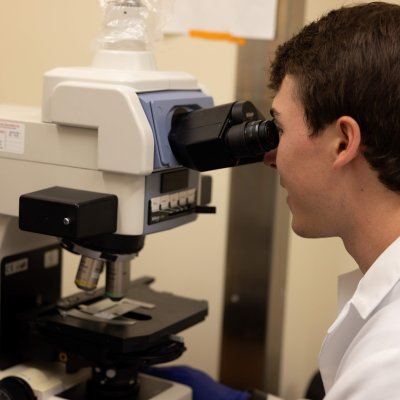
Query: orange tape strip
xmin=189 ymin=30 xmax=247 ymax=45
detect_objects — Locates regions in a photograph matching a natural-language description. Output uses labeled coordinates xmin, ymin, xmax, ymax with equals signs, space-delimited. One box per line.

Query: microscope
xmin=0 ymin=1 xmax=278 ymax=399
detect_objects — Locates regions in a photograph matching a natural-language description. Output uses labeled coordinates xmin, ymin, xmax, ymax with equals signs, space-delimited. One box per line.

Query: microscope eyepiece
xmin=226 ymin=119 xmax=279 ymax=159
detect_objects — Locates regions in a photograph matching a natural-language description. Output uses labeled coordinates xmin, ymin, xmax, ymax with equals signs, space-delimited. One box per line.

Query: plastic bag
xmin=98 ymin=0 xmax=175 ymax=50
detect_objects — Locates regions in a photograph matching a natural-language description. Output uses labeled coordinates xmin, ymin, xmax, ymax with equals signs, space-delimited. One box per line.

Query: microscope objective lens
xmin=75 ymin=256 xmax=104 ymax=291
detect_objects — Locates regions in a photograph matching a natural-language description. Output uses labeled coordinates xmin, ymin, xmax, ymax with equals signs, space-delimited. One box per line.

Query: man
xmin=149 ymin=2 xmax=400 ymax=399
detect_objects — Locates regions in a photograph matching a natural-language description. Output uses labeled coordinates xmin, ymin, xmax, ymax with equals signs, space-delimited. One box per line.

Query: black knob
xmin=0 ymin=376 xmax=36 ymax=400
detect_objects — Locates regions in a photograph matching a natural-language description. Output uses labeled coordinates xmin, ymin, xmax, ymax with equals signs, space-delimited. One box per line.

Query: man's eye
xmin=272 ymin=119 xmax=283 ymax=137
xmin=275 ymin=124 xmax=283 ymax=137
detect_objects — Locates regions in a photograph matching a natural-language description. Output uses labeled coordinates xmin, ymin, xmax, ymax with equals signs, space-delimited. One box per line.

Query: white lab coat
xmin=320 ymin=236 xmax=400 ymax=399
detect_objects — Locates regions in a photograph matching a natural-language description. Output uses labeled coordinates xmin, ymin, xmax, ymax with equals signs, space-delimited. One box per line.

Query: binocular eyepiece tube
xmin=169 ymin=101 xmax=279 ymax=172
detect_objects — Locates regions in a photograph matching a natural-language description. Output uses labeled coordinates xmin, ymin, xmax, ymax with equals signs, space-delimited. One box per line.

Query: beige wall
xmin=0 ymin=0 xmax=237 ymax=378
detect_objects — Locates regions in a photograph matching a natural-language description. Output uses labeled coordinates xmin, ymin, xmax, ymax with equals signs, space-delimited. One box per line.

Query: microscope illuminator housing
xmin=19 ymin=187 xmax=118 ymax=240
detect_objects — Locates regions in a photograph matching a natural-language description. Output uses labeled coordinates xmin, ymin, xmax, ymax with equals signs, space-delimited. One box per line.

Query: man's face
xmin=264 ymin=75 xmax=341 ymax=238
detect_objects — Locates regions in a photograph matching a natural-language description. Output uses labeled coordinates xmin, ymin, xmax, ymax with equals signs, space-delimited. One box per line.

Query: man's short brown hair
xmin=269 ymin=2 xmax=400 ymax=192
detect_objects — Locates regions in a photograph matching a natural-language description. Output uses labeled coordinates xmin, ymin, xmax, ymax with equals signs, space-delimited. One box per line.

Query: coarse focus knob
xmin=0 ymin=376 xmax=36 ymax=400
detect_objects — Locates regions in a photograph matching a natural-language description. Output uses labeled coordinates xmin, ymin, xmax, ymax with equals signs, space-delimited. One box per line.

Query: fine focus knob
xmin=0 ymin=376 xmax=36 ymax=400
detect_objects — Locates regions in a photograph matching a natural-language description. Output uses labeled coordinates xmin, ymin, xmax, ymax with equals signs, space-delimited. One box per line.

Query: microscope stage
xmin=33 ymin=277 xmax=208 ymax=364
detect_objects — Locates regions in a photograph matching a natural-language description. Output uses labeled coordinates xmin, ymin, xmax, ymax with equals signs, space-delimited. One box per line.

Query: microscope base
xmin=56 ymin=374 xmax=191 ymax=400
xmin=0 ymin=363 xmax=191 ymax=400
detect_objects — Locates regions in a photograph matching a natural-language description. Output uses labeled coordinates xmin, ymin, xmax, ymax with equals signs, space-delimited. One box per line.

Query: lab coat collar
xmin=349 ymin=236 xmax=400 ymax=319
xmin=320 ymin=237 xmax=400 ymax=391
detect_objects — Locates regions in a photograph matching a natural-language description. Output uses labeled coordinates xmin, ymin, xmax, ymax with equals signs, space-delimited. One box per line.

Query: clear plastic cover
xmin=98 ymin=0 xmax=174 ymax=50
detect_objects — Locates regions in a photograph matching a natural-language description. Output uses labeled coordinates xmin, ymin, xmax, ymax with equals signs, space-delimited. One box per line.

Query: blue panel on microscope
xmin=139 ymin=91 xmax=213 ymax=170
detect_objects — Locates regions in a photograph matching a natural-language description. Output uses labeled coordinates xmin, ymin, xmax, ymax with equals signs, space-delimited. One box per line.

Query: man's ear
xmin=332 ymin=116 xmax=361 ymax=169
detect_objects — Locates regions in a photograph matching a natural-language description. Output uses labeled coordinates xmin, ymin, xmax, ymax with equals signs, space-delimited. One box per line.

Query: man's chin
xmin=291 ymin=221 xmax=332 ymax=239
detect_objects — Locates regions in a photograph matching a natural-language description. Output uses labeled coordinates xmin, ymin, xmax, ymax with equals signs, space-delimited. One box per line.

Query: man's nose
xmin=263 ymin=149 xmax=277 ymax=169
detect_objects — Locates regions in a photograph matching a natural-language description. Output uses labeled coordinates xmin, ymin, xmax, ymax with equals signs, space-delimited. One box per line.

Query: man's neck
xmin=341 ymin=188 xmax=400 ymax=273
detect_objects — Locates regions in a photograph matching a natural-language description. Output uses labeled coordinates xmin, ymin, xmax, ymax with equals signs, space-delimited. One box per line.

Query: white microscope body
xmin=0 ymin=49 xmax=210 ymax=236
xmin=0 ymin=53 xmax=210 ymax=400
